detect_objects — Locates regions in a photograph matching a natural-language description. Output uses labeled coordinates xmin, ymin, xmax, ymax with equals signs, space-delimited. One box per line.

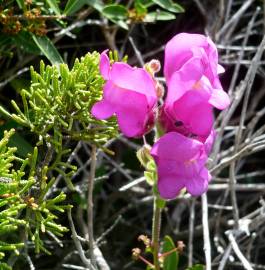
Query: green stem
xmin=152 ymin=196 xmax=161 ymax=270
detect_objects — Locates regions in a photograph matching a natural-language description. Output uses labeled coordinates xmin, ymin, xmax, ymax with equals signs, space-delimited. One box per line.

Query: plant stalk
xmin=88 ymin=145 xmax=97 ymax=267
xmin=152 ymin=196 xmax=161 ymax=270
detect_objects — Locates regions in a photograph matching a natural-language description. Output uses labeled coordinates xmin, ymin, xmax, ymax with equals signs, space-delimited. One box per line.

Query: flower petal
xmin=91 ymin=100 xmax=114 ymax=119
xmin=156 ymin=160 xmax=185 ymax=199
xmin=151 ymin=132 xmax=203 ymax=162
xmin=203 ymin=129 xmax=216 ymax=154
xmin=115 ymin=90 xmax=150 ymax=137
xmin=166 ymin=57 xmax=205 ymax=104
xmin=100 ymin=50 xmax=110 ymax=80
xmin=93 ymin=76 xmax=155 ymax=137
xmin=217 ymin=64 xmax=225 ymax=74
xmin=164 ymin=33 xmax=207 ymax=81
xmin=189 ymin=103 xmax=214 ymax=137
xmin=172 ymin=91 xmax=213 ymax=137
xmin=158 ymin=175 xmax=184 ymax=199
xmin=209 ymin=88 xmax=230 ymax=109
xmin=110 ymin=63 xmax=157 ymax=104
xmin=185 ymin=167 xmax=211 ymax=196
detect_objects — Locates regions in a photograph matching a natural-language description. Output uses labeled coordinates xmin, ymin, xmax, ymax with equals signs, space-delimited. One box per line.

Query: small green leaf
xmin=0 ymin=121 xmax=33 ymax=157
xmin=13 ymin=32 xmax=40 ymax=55
xmin=144 ymin=171 xmax=155 ymax=186
xmin=162 ymin=235 xmax=179 ymax=270
xmin=145 ymin=11 xmax=175 ymax=22
xmin=87 ymin=0 xmax=104 ymax=12
xmin=0 ymin=182 xmax=17 ymax=196
xmin=186 ymin=264 xmax=205 ymax=270
xmin=10 ymin=78 xmax=30 ymax=94
xmin=152 ymin=0 xmax=184 ymax=13
xmin=140 ymin=0 xmax=154 ymax=7
xmin=135 ymin=0 xmax=147 ymax=15
xmin=11 ymin=133 xmax=34 ymax=158
xmin=146 ymin=160 xmax=156 ymax=171
xmin=46 ymin=0 xmax=61 ymax=15
xmin=115 ymin=20 xmax=129 ymax=30
xmin=102 ymin=4 xmax=129 ymax=30
xmin=32 ymin=35 xmax=64 ymax=65
xmin=102 ymin=4 xmax=128 ymax=20
xmin=64 ymin=0 xmax=87 ymax=15
xmin=136 ymin=146 xmax=152 ymax=168
xmin=172 ymin=3 xmax=185 ymax=12
xmin=16 ymin=0 xmax=25 ymax=10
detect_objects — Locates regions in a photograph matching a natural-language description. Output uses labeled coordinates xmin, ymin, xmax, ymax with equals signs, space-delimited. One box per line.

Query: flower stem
xmin=88 ymin=145 xmax=97 ymax=267
xmin=152 ymin=196 xmax=161 ymax=270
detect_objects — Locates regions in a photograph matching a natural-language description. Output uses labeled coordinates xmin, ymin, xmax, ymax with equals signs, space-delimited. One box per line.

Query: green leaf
xmin=11 ymin=35 xmax=27 ymax=53
xmin=9 ymin=133 xmax=34 ymax=158
xmin=32 ymin=35 xmax=64 ymax=65
xmin=152 ymin=0 xmax=184 ymax=13
xmin=16 ymin=0 xmax=25 ymax=10
xmin=102 ymin=4 xmax=129 ymax=30
xmin=13 ymin=32 xmax=41 ymax=55
xmin=145 ymin=11 xmax=175 ymax=22
xmin=140 ymin=0 xmax=154 ymax=7
xmin=162 ymin=235 xmax=179 ymax=270
xmin=46 ymin=0 xmax=61 ymax=15
xmin=102 ymin=4 xmax=128 ymax=20
xmin=0 ymin=35 xmax=11 ymax=56
xmin=87 ymin=0 xmax=104 ymax=12
xmin=172 ymin=3 xmax=185 ymax=12
xmin=0 ymin=182 xmax=17 ymax=196
xmin=64 ymin=0 xmax=87 ymax=15
xmin=10 ymin=78 xmax=30 ymax=94
xmin=135 ymin=0 xmax=148 ymax=15
xmin=186 ymin=264 xmax=205 ymax=270
xmin=115 ymin=20 xmax=129 ymax=30
xmin=0 ymin=35 xmax=10 ymax=47
xmin=144 ymin=171 xmax=155 ymax=186
xmin=146 ymin=160 xmax=156 ymax=171
xmin=0 ymin=121 xmax=34 ymax=158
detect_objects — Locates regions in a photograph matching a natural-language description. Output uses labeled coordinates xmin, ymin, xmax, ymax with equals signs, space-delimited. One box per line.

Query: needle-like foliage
xmin=0 ymin=129 xmax=69 ymax=267
xmin=1 ymin=52 xmax=117 ymax=152
xmin=0 ymin=52 xmax=118 ymax=268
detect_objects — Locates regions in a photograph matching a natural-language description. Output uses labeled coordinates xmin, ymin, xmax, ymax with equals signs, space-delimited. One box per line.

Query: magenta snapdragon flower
xmin=150 ymin=131 xmax=214 ymax=199
xmin=92 ymin=51 xmax=157 ymax=137
xmin=164 ymin=33 xmax=226 ymax=96
xmin=161 ymin=33 xmax=230 ymax=139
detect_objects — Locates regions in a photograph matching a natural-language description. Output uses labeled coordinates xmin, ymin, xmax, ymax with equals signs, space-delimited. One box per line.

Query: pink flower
xmin=92 ymin=51 xmax=157 ymax=137
xmin=161 ymin=33 xmax=230 ymax=139
xmin=164 ymin=33 xmax=226 ymax=96
xmin=150 ymin=131 xmax=214 ymax=199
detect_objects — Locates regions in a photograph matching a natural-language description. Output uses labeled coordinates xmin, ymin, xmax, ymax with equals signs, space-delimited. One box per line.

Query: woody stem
xmin=152 ymin=196 xmax=161 ymax=270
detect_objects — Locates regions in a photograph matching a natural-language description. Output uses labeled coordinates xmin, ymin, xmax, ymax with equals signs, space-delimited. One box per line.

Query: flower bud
xmin=138 ymin=235 xmax=151 ymax=247
xmin=144 ymin=59 xmax=161 ymax=76
xmin=132 ymin=248 xmax=141 ymax=260
xmin=136 ymin=145 xmax=152 ymax=168
xmin=149 ymin=59 xmax=161 ymax=73
xmin=177 ymin=241 xmax=185 ymax=253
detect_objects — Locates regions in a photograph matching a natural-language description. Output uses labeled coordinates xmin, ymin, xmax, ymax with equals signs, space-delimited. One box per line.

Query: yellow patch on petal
xmin=184 ymin=159 xmax=197 ymax=167
xmin=192 ymin=80 xmax=202 ymax=90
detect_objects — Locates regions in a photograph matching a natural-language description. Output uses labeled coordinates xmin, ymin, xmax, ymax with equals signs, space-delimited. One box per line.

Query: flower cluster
xmin=92 ymin=33 xmax=230 ymax=200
